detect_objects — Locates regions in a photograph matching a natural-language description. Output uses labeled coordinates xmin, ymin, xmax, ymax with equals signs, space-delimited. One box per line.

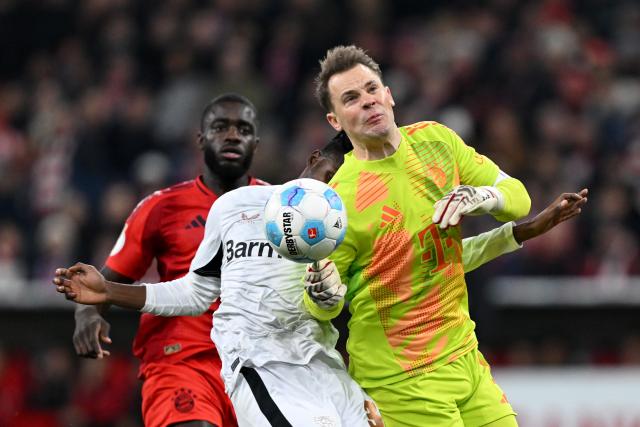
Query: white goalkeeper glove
xmin=304 ymin=259 xmax=346 ymax=309
xmin=432 ymin=185 xmax=505 ymax=229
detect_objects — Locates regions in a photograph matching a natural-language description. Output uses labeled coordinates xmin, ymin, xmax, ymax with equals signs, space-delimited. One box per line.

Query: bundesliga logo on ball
xmin=263 ymin=178 xmax=347 ymax=263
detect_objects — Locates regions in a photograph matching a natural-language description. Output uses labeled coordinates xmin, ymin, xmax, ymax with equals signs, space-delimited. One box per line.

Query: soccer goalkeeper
xmin=305 ymin=45 xmax=533 ymax=427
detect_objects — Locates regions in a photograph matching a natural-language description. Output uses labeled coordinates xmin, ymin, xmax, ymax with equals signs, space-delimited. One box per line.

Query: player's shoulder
xmin=129 ymin=179 xmax=199 ymax=215
xmin=145 ymin=179 xmax=199 ymax=202
xmin=216 ymin=184 xmax=277 ymax=208
xmin=251 ymin=177 xmax=270 ymax=186
xmin=327 ymin=165 xmax=357 ymax=199
xmin=400 ymin=121 xmax=457 ymax=141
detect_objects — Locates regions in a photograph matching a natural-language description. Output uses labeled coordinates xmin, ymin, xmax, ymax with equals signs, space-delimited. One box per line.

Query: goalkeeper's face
xmin=325 ymin=64 xmax=396 ymax=144
xmin=198 ymin=101 xmax=259 ymax=180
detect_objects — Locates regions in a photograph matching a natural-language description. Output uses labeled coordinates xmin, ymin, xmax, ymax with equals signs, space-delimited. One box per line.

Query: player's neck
xmin=352 ymin=128 xmax=401 ymax=161
xmin=201 ymin=169 xmax=249 ymax=196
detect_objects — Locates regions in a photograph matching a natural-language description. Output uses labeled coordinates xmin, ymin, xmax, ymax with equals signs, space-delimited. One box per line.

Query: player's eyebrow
xmin=363 ymin=80 xmax=378 ymax=89
xmin=340 ymin=89 xmax=358 ymax=102
xmin=233 ymin=118 xmax=255 ymax=129
xmin=340 ymin=80 xmax=379 ymax=103
xmin=210 ymin=117 xmax=255 ymax=132
xmin=207 ymin=118 xmax=229 ymax=127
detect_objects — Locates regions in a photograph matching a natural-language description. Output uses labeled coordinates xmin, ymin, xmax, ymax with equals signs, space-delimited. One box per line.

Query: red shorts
xmin=140 ymin=353 xmax=237 ymax=427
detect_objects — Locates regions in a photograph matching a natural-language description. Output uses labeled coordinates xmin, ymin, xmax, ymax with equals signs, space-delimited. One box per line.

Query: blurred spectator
xmin=0 ymin=346 xmax=29 ymax=426
xmin=0 ymin=222 xmax=27 ymax=296
xmin=32 ymin=212 xmax=80 ymax=282
xmin=620 ymin=334 xmax=640 ymax=365
xmin=27 ymin=346 xmax=73 ymax=411
xmin=68 ymin=357 xmax=139 ymax=427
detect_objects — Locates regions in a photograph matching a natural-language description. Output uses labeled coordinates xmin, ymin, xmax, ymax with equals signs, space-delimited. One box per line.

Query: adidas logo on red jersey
xmin=184 ymin=215 xmax=206 ymax=229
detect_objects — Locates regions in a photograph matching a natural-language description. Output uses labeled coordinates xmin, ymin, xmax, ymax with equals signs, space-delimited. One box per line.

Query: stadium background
xmin=0 ymin=0 xmax=639 ymax=426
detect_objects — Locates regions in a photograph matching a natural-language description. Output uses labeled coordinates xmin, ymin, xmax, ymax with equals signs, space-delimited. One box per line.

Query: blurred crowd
xmin=0 ymin=344 xmax=140 ymax=427
xmin=1 ymin=0 xmax=639 ymax=425
xmin=1 ymin=0 xmax=640 ymax=286
xmin=1 ymin=332 xmax=639 ymax=427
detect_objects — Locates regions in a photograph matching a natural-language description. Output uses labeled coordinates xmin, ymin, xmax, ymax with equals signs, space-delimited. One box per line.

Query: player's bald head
xmin=201 ymin=93 xmax=258 ymax=132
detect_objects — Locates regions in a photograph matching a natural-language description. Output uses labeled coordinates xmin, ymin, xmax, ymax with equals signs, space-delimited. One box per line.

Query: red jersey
xmin=106 ymin=175 xmax=268 ymax=368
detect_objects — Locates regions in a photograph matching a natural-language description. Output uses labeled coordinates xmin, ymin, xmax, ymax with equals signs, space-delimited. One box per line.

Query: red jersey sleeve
xmin=105 ymin=194 xmax=161 ymax=280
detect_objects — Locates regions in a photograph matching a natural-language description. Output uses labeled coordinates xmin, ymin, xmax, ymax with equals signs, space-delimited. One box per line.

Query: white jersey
xmin=141 ymin=185 xmax=345 ymax=392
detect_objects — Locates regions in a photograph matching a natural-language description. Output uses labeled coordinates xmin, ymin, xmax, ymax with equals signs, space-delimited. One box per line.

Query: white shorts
xmin=229 ymin=354 xmax=371 ymax=427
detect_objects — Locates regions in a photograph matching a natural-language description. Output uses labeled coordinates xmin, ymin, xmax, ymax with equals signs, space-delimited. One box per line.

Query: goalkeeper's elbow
xmin=495 ymin=179 xmax=531 ymax=222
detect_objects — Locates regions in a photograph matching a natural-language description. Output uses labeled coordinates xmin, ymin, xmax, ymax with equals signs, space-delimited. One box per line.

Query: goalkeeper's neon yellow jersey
xmin=326 ymin=121 xmax=530 ymax=388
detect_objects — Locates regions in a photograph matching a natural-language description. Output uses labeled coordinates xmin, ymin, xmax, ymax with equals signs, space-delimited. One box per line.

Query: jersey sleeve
xmin=141 ymin=199 xmax=225 ymax=316
xmin=494 ymin=177 xmax=531 ymax=222
xmin=105 ymin=195 xmax=159 ymax=280
xmin=303 ymin=290 xmax=345 ymax=320
xmin=462 ymin=222 xmax=522 ymax=273
xmin=447 ymin=127 xmax=531 ymax=221
xmin=142 ymin=272 xmax=221 ymax=316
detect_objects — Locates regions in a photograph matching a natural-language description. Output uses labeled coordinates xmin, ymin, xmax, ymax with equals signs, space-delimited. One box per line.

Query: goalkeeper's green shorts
xmin=365 ymin=348 xmax=516 ymax=427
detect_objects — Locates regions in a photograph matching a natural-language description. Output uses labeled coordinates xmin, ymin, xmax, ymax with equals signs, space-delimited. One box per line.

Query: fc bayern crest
xmin=174 ymin=388 xmax=196 ymax=413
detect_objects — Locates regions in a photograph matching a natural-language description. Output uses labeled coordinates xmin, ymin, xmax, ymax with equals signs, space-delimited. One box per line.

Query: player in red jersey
xmin=72 ymin=93 xmax=266 ymax=427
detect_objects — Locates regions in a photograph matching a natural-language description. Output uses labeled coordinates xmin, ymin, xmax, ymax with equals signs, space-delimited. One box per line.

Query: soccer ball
xmin=263 ymin=178 xmax=347 ymax=263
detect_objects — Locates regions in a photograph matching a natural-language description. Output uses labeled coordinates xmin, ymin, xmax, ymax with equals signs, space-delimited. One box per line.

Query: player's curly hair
xmin=314 ymin=45 xmax=382 ymax=112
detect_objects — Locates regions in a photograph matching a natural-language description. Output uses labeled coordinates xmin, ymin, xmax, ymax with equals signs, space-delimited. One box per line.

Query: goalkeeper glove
xmin=432 ymin=185 xmax=505 ymax=229
xmin=304 ymin=259 xmax=346 ymax=309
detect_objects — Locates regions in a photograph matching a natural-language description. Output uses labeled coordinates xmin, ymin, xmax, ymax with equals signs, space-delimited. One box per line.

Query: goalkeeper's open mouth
xmin=365 ymin=112 xmax=384 ymax=125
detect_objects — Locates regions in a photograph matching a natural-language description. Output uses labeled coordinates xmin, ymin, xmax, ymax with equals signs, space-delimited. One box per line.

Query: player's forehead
xmin=325 ymin=155 xmax=343 ymax=170
xmin=204 ymin=101 xmax=256 ymax=126
xmin=319 ymin=154 xmax=342 ymax=172
xmin=327 ymin=64 xmax=382 ymax=99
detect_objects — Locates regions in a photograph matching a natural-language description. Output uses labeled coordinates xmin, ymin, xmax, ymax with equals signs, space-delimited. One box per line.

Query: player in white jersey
xmin=53 ymin=132 xmax=587 ymax=427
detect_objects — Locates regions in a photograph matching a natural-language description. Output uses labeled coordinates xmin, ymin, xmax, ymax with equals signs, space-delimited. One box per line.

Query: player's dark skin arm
xmin=512 ymin=189 xmax=588 ymax=244
xmin=56 ymin=263 xmax=147 ymax=310
xmin=73 ymin=267 xmax=134 ymax=358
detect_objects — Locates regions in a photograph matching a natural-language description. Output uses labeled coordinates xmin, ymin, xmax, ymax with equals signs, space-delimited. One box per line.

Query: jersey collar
xmin=343 ymin=135 xmax=408 ymax=172
xmin=196 ymin=175 xmax=262 ymax=197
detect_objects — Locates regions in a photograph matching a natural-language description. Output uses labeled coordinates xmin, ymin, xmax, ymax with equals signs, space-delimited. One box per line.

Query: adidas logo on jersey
xmin=225 ymin=239 xmax=282 ymax=262
xmin=379 ymin=205 xmax=401 ymax=228
xmin=185 ymin=215 xmax=206 ymax=229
